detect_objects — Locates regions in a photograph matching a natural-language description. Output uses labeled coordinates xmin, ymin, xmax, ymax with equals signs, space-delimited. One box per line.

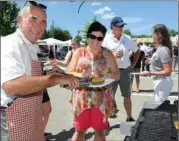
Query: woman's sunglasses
xmin=24 ymin=1 xmax=47 ymax=10
xmin=89 ymin=34 xmax=104 ymax=41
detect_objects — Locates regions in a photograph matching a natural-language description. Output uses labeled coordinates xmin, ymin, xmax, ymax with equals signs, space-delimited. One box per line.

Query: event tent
xmin=42 ymin=38 xmax=64 ymax=46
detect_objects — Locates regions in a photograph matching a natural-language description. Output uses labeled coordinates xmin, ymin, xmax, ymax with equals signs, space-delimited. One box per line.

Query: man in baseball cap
xmin=110 ymin=16 xmax=127 ymax=28
xmin=103 ymin=16 xmax=140 ymax=135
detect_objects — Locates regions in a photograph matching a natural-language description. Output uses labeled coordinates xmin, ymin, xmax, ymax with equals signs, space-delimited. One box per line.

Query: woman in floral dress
xmin=68 ymin=22 xmax=120 ymax=141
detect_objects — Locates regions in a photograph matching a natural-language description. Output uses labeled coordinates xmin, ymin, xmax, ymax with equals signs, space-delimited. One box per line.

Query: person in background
xmin=42 ymin=89 xmax=52 ymax=138
xmin=1 ymin=3 xmax=79 ymax=141
xmin=50 ymin=38 xmax=81 ymax=71
xmin=50 ymin=38 xmax=81 ymax=103
xmin=140 ymin=42 xmax=149 ymax=71
xmin=144 ymin=43 xmax=156 ymax=71
xmin=130 ymin=45 xmax=145 ymax=93
xmin=140 ymin=24 xmax=173 ymax=102
xmin=49 ymin=45 xmax=55 ymax=60
xmin=102 ymin=16 xmax=140 ymax=135
xmin=172 ymin=35 xmax=178 ymax=72
xmin=41 ymin=69 xmax=52 ymax=138
xmin=68 ymin=21 xmax=120 ymax=141
xmin=103 ymin=16 xmax=140 ymax=121
xmin=38 ymin=51 xmax=52 ymax=138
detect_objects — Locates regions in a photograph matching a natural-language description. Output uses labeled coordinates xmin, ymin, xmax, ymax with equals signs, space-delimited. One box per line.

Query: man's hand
xmin=113 ymin=51 xmax=123 ymax=58
xmin=60 ymin=75 xmax=79 ymax=89
xmin=52 ymin=66 xmax=64 ymax=74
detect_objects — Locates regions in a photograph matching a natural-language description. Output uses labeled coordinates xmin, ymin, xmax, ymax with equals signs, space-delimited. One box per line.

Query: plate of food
xmin=60 ymin=77 xmax=114 ymax=88
xmin=78 ymin=77 xmax=115 ymax=88
xmin=89 ymin=77 xmax=114 ymax=88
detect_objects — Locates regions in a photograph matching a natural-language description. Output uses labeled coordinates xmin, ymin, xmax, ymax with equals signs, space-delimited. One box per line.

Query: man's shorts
xmin=42 ymin=89 xmax=50 ymax=103
xmin=73 ymin=108 xmax=108 ymax=131
xmin=112 ymin=69 xmax=131 ymax=97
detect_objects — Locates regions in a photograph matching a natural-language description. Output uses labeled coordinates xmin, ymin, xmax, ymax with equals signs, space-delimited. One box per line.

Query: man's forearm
xmin=3 ymin=75 xmax=61 ymax=96
xmin=131 ymin=50 xmax=140 ymax=66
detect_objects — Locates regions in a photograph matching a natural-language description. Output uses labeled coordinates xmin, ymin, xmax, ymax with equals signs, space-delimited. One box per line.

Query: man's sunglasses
xmin=89 ymin=34 xmax=104 ymax=41
xmin=24 ymin=1 xmax=47 ymax=10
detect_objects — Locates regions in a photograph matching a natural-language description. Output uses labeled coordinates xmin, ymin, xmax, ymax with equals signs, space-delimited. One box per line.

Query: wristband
xmin=108 ymin=73 xmax=111 ymax=78
xmin=148 ymin=71 xmax=151 ymax=76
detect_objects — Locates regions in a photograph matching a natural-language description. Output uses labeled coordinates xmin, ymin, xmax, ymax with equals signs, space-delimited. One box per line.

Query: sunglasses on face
xmin=89 ymin=34 xmax=104 ymax=41
xmin=25 ymin=1 xmax=47 ymax=10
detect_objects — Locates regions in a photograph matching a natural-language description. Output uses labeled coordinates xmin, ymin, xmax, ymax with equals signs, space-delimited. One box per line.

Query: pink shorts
xmin=73 ymin=108 xmax=108 ymax=131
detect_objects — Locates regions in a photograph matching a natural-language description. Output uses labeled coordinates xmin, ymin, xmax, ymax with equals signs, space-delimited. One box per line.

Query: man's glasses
xmin=89 ymin=34 xmax=104 ymax=41
xmin=24 ymin=1 xmax=47 ymax=10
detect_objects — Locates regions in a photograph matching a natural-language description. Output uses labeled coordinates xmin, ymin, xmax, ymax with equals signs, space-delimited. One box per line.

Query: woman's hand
xmin=52 ymin=66 xmax=64 ymax=74
xmin=103 ymin=73 xmax=111 ymax=79
xmin=50 ymin=59 xmax=59 ymax=66
xmin=145 ymin=58 xmax=150 ymax=64
xmin=81 ymin=69 xmax=93 ymax=78
xmin=140 ymin=71 xmax=151 ymax=77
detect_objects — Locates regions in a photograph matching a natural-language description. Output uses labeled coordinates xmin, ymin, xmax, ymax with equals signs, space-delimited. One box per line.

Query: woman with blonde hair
xmin=50 ymin=38 xmax=80 ymax=70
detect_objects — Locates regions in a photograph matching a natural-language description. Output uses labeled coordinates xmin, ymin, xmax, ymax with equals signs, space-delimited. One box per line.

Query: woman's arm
xmin=107 ymin=50 xmax=120 ymax=80
xmin=150 ymin=63 xmax=172 ymax=76
xmin=66 ymin=49 xmax=83 ymax=77
xmin=141 ymin=48 xmax=172 ymax=77
xmin=56 ymin=51 xmax=72 ymax=67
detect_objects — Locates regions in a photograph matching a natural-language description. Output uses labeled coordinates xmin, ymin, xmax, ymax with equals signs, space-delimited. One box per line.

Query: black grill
xmin=129 ymin=100 xmax=178 ymax=141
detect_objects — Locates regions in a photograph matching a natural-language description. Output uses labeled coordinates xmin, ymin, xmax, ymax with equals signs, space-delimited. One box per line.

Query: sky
xmin=16 ymin=1 xmax=178 ymax=38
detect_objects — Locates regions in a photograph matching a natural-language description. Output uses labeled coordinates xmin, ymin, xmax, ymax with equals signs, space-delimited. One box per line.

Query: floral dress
xmin=71 ymin=47 xmax=116 ymax=120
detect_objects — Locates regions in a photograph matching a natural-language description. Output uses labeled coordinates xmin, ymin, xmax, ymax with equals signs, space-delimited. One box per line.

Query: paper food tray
xmin=88 ymin=78 xmax=114 ymax=88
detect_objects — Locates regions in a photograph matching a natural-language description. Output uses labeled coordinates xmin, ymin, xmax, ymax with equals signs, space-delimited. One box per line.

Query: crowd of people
xmin=1 ymin=2 xmax=177 ymax=141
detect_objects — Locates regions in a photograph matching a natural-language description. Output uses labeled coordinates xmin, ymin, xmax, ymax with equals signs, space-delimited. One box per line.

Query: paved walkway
xmin=45 ymin=73 xmax=178 ymax=141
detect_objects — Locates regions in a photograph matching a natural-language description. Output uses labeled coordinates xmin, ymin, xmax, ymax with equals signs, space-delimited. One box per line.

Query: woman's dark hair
xmin=86 ymin=21 xmax=107 ymax=38
xmin=152 ymin=24 xmax=172 ymax=56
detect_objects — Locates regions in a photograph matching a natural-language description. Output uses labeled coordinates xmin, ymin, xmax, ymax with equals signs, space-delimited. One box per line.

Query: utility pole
xmin=51 ymin=20 xmax=56 ymax=58
xmin=77 ymin=29 xmax=80 ymax=36
xmin=52 ymin=20 xmax=55 ymax=38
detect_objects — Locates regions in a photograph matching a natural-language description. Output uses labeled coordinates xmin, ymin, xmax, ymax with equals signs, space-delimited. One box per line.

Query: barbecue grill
xmin=121 ymin=100 xmax=178 ymax=141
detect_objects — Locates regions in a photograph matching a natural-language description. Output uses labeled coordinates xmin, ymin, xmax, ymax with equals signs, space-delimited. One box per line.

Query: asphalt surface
xmin=45 ymin=72 xmax=178 ymax=141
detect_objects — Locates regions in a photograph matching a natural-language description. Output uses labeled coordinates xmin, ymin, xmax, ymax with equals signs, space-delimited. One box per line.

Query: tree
xmin=81 ymin=16 xmax=98 ymax=45
xmin=137 ymin=34 xmax=152 ymax=38
xmin=43 ymin=24 xmax=72 ymax=41
xmin=0 ymin=1 xmax=20 ymax=36
xmin=168 ymin=28 xmax=178 ymax=36
xmin=123 ymin=28 xmax=132 ymax=36
xmin=74 ymin=35 xmax=82 ymax=41
xmin=81 ymin=16 xmax=97 ymax=34
xmin=40 ymin=30 xmax=50 ymax=40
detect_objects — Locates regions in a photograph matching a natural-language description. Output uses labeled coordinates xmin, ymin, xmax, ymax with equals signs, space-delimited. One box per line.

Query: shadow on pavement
xmin=105 ymin=124 xmax=120 ymax=136
xmin=139 ymin=89 xmax=154 ymax=93
xmin=170 ymin=92 xmax=178 ymax=96
xmin=111 ymin=124 xmax=120 ymax=130
xmin=46 ymin=127 xmax=94 ymax=141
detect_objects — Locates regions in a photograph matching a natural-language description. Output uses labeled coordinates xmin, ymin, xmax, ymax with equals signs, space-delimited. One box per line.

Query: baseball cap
xmin=111 ymin=16 xmax=126 ymax=28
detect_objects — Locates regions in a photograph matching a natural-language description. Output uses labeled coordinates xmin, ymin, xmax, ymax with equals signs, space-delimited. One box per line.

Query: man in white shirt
xmin=140 ymin=42 xmax=150 ymax=71
xmin=1 ymin=2 xmax=79 ymax=141
xmin=103 ymin=16 xmax=140 ymax=130
xmin=140 ymin=42 xmax=149 ymax=55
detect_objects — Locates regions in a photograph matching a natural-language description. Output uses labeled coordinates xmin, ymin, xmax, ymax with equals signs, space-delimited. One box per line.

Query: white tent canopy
xmin=42 ymin=38 xmax=64 ymax=46
xmin=63 ymin=39 xmax=71 ymax=46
